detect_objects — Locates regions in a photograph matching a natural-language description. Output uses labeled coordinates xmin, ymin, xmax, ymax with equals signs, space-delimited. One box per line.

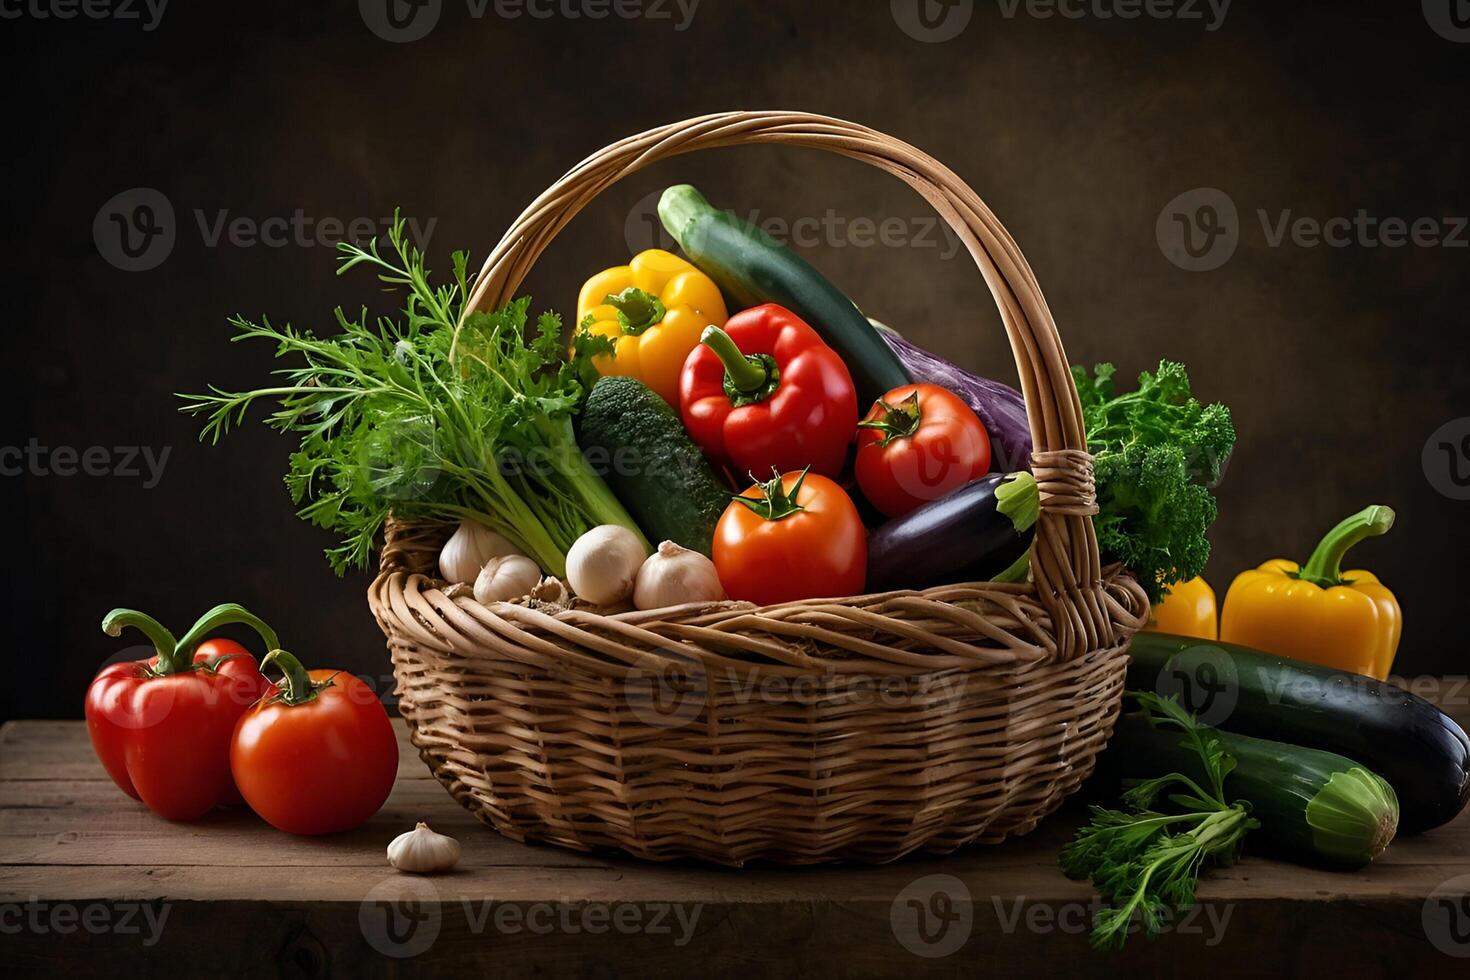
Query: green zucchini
xmin=1103 ymin=711 xmax=1400 ymax=868
xmin=657 ymin=184 xmax=912 ymax=407
xmin=575 ymin=376 xmax=730 ymax=555
xmin=1127 ymin=631 xmax=1470 ymax=834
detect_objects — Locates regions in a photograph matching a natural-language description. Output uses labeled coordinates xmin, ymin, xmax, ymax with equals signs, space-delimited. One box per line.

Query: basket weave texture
xmin=369 ymin=111 xmax=1149 ymax=866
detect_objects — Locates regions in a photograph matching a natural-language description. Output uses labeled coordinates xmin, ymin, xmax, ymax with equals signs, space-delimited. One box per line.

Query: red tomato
xmin=854 ymin=383 xmax=992 ymax=517
xmin=714 ymin=468 xmax=867 ymax=605
xmin=231 ymin=652 xmax=397 ymax=835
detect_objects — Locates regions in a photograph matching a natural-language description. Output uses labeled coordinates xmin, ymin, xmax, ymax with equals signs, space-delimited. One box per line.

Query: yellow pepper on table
xmin=1220 ymin=505 xmax=1401 ymax=679
xmin=1145 ymin=575 xmax=1218 ymax=640
xmin=575 ymin=249 xmax=728 ymax=405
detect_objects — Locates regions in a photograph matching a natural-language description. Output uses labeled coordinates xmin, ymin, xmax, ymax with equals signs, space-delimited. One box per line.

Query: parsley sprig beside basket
xmin=179 ymin=215 xmax=636 ymax=577
xmin=1061 ymin=693 xmax=1258 ymax=951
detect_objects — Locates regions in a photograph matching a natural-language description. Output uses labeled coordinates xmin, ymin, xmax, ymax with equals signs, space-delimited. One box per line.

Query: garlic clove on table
xmin=387 ymin=822 xmax=461 ymax=874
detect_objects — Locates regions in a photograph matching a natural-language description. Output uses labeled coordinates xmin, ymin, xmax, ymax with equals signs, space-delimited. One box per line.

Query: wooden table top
xmin=3 ymin=712 xmax=1468 ymax=978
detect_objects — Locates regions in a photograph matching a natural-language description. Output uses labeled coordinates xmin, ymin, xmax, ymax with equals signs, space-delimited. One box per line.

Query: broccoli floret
xmin=1075 ymin=360 xmax=1235 ymax=602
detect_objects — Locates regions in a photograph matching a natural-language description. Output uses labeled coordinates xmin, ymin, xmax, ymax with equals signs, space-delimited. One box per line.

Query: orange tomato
xmin=714 ymin=468 xmax=867 ymax=605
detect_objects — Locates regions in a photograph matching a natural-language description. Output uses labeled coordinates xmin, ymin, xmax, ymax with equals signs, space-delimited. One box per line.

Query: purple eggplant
xmin=866 ymin=472 xmax=1037 ymax=592
xmin=875 ymin=326 xmax=1033 ymax=472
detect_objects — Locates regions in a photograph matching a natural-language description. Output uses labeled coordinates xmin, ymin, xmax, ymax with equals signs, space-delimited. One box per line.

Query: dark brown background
xmin=8 ymin=1 xmax=1469 ymax=720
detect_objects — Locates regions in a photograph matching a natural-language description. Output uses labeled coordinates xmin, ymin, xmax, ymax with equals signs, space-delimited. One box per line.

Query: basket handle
xmin=463 ymin=110 xmax=1112 ymax=659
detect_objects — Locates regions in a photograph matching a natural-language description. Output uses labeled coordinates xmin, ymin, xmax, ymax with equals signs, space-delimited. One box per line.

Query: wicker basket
xmin=369 ymin=110 xmax=1149 ymax=866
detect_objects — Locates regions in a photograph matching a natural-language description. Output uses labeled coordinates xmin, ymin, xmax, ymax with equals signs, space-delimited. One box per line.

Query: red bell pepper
xmin=85 ymin=603 xmax=276 ymax=820
xmin=679 ymin=303 xmax=858 ymax=479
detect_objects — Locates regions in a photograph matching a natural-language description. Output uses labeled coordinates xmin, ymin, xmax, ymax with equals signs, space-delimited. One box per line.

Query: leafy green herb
xmin=179 ymin=213 xmax=640 ymax=577
xmin=1060 ymin=692 xmax=1257 ymax=951
xmin=1072 ymin=360 xmax=1235 ymax=602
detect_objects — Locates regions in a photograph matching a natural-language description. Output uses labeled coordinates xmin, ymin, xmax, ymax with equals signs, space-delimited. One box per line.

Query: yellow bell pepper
xmin=575 ymin=249 xmax=728 ymax=405
xmin=1146 ymin=575 xmax=1218 ymax=640
xmin=1220 ymin=505 xmax=1401 ymax=679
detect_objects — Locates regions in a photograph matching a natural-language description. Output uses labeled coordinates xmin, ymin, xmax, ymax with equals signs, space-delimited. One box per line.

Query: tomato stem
xmin=260 ymin=649 xmax=330 ymax=706
xmin=857 ymin=391 xmax=923 ymax=446
xmin=731 ymin=466 xmax=810 ymax=522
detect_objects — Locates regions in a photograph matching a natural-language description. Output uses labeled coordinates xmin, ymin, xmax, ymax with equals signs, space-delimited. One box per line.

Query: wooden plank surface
xmin=3 ymin=712 xmax=1468 ymax=978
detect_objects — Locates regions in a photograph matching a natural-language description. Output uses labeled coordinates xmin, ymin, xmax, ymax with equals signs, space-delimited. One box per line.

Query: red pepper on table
xmin=679 ymin=303 xmax=858 ymax=479
xmin=85 ymin=604 xmax=276 ymax=820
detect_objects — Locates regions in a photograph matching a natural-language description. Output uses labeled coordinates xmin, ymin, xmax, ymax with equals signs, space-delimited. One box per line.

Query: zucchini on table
xmin=1100 ymin=710 xmax=1400 ymax=869
xmin=1127 ymin=632 xmax=1470 ymax=834
xmin=658 ymin=184 xmax=912 ymax=408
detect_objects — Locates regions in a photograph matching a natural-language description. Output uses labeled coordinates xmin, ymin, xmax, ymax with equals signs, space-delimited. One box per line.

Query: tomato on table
xmin=854 ymin=383 xmax=991 ymax=518
xmin=714 ymin=467 xmax=867 ymax=605
xmin=231 ymin=651 xmax=398 ymax=835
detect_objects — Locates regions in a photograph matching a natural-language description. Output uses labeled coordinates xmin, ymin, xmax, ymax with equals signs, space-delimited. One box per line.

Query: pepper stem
xmin=602 ymin=287 xmax=666 ymax=336
xmin=101 ymin=609 xmax=184 ymax=673
xmin=1295 ymin=505 xmax=1395 ymax=588
xmin=700 ymin=325 xmax=781 ymax=406
xmin=260 ymin=650 xmax=325 ymax=707
xmin=174 ymin=603 xmax=281 ymax=662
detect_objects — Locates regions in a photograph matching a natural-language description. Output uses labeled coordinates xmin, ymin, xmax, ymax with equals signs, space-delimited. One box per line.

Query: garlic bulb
xmin=565 ymin=525 xmax=648 ymax=606
xmin=634 ymin=541 xmax=726 ymax=610
xmin=473 ymin=555 xmax=542 ymax=604
xmin=439 ymin=520 xmax=522 ymax=584
xmin=387 ymin=822 xmax=460 ymax=874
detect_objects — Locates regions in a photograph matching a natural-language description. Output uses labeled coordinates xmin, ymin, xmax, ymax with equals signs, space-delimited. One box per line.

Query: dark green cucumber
xmin=1127 ymin=632 xmax=1470 ymax=834
xmin=657 ymin=184 xmax=912 ymax=408
xmin=576 ymin=376 xmax=730 ymax=555
xmin=1102 ymin=712 xmax=1399 ymax=868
